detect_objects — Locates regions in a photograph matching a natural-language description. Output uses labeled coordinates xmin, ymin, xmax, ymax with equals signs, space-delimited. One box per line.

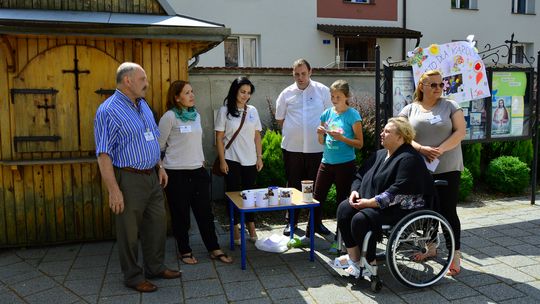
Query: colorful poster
xmin=460 ymin=99 xmax=487 ymax=140
xmin=491 ymin=97 xmax=511 ymax=136
xmin=392 ymin=70 xmax=415 ymax=116
xmin=491 ymin=72 xmax=526 ymax=137
xmin=408 ymin=41 xmax=491 ymax=103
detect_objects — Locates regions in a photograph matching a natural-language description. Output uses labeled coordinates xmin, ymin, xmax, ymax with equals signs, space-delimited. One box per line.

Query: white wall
xmin=173 ymin=0 xmax=336 ymax=68
xmin=173 ymin=0 xmax=540 ymax=68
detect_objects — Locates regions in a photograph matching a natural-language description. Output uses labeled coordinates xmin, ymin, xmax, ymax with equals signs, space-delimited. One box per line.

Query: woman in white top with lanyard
xmin=215 ymin=77 xmax=263 ymax=244
xmin=159 ymin=81 xmax=233 ymax=265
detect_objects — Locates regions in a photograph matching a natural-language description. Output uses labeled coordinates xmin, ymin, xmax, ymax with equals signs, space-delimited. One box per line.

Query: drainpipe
xmin=402 ymin=0 xmax=407 ymax=59
xmin=336 ymin=37 xmax=341 ymax=68
xmin=188 ymin=55 xmax=200 ymax=70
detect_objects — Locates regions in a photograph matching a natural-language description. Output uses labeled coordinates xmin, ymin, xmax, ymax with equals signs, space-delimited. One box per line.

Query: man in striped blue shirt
xmin=94 ymin=62 xmax=180 ymax=293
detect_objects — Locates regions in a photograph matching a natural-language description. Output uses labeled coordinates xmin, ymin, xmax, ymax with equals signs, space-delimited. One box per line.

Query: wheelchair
xmin=339 ymin=181 xmax=455 ymax=292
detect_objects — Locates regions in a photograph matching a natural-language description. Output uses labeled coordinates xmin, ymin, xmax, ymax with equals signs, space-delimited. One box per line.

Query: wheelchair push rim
xmin=386 ymin=210 xmax=455 ymax=288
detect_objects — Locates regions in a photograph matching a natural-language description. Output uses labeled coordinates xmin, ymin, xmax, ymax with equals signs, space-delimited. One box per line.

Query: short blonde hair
xmin=387 ymin=117 xmax=415 ymax=144
xmin=414 ymin=70 xmax=442 ymax=102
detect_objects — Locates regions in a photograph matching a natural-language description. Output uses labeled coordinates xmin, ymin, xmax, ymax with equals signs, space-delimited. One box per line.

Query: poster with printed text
xmin=408 ymin=41 xmax=491 ymax=103
xmin=491 ymin=72 xmax=526 ymax=137
xmin=392 ymin=70 xmax=415 ymax=116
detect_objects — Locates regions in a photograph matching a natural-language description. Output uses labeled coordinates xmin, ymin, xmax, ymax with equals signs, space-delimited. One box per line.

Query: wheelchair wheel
xmin=386 ymin=210 xmax=454 ymax=288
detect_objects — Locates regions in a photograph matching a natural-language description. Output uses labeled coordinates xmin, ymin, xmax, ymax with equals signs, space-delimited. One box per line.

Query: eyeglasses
xmin=423 ymin=82 xmax=445 ymax=89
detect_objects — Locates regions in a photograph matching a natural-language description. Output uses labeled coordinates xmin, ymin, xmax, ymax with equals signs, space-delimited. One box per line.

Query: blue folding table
xmin=225 ymin=188 xmax=319 ymax=270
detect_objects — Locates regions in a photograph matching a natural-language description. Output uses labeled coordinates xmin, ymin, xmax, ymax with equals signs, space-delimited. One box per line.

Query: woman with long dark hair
xmin=215 ymin=76 xmax=263 ymax=244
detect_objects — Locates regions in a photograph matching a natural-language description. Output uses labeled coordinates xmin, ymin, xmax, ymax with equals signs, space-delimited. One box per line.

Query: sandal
xmin=329 ymin=254 xmax=351 ymax=269
xmin=344 ymin=261 xmax=371 ymax=279
xmin=446 ymin=251 xmax=461 ymax=276
xmin=178 ymin=252 xmax=198 ymax=265
xmin=413 ymin=243 xmax=438 ymax=262
xmin=210 ymin=252 xmax=233 ymax=264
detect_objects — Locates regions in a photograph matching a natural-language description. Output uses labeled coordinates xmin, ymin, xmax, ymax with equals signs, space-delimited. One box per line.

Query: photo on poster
xmin=392 ymin=70 xmax=415 ymax=116
xmin=470 ymin=112 xmax=481 ymax=126
xmin=471 ymin=99 xmax=485 ymax=113
xmin=442 ymin=74 xmax=464 ymax=96
xmin=491 ymin=96 xmax=511 ymax=136
xmin=471 ymin=126 xmax=485 ymax=139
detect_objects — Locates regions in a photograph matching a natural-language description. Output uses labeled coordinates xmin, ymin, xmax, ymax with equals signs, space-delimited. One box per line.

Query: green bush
xmin=459 ymin=167 xmax=473 ymax=202
xmin=257 ymin=130 xmax=287 ymax=187
xmin=484 ymin=140 xmax=533 ymax=166
xmin=322 ymin=185 xmax=337 ymax=217
xmin=350 ymin=94 xmax=376 ymax=166
xmin=486 ymin=156 xmax=530 ymax=194
xmin=462 ymin=143 xmax=482 ymax=180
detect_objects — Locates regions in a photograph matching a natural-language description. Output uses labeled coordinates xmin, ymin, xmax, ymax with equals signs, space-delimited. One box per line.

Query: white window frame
xmin=512 ymin=0 xmax=535 ymax=14
xmin=452 ymin=0 xmax=478 ymax=9
xmin=224 ymin=35 xmax=260 ymax=67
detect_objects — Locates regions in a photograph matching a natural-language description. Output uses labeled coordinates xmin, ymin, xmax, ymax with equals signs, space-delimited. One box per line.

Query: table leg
xmin=289 ymin=209 xmax=295 ymax=240
xmin=229 ymin=201 xmax=235 ymax=250
xmin=240 ymin=212 xmax=246 ymax=270
xmin=309 ymin=206 xmax=315 ymax=262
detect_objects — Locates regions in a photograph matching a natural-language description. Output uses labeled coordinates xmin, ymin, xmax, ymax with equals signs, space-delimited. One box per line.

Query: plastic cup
xmin=255 ymin=189 xmax=269 ymax=207
xmin=279 ymin=188 xmax=292 ymax=205
xmin=268 ymin=186 xmax=279 ymax=206
xmin=241 ymin=190 xmax=255 ymax=208
xmin=301 ymin=180 xmax=314 ymax=202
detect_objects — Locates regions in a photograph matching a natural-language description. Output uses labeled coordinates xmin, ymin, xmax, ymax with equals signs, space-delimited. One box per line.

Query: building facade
xmin=173 ymin=0 xmax=539 ymax=68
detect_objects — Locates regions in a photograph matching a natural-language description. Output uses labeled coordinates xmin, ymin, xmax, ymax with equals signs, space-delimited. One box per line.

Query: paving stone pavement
xmin=1 ymin=197 xmax=539 ymax=303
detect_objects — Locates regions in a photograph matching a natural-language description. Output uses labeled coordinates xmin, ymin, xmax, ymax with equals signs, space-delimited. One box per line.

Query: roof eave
xmin=0 ymin=23 xmax=231 ymax=42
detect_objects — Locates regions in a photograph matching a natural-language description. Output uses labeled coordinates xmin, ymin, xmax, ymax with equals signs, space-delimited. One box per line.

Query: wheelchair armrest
xmin=434 ymin=179 xmax=448 ymax=187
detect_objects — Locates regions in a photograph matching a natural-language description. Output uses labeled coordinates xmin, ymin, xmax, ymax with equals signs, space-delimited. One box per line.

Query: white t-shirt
xmin=214 ymin=105 xmax=262 ymax=166
xmin=158 ymin=110 xmax=205 ymax=170
xmin=275 ymin=80 xmax=332 ymax=153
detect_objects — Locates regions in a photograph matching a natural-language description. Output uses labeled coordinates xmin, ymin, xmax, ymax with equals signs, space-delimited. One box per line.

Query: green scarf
xmin=172 ymin=106 xmax=197 ymax=122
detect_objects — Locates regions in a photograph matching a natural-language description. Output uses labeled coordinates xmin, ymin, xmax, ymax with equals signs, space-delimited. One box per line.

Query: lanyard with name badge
xmin=144 ymin=128 xmax=155 ymax=141
xmin=179 ymin=125 xmax=192 ymax=133
xmin=429 ymin=114 xmax=442 ymax=124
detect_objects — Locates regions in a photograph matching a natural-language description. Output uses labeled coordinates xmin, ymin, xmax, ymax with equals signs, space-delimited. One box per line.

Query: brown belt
xmin=119 ymin=167 xmax=154 ymax=175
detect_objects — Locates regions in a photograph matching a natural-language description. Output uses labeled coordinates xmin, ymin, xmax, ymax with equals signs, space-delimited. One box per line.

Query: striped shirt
xmin=94 ymin=90 xmax=161 ymax=170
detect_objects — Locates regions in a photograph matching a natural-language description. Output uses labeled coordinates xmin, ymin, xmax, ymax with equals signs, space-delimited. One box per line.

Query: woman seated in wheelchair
xmin=334 ymin=117 xmax=433 ymax=278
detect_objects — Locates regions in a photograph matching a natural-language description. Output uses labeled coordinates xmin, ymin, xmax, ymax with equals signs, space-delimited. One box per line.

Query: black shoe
xmin=375 ymin=252 xmax=386 ymax=262
xmin=314 ymin=223 xmax=331 ymax=235
xmin=306 ymin=223 xmax=331 ymax=236
xmin=283 ymin=223 xmax=296 ymax=236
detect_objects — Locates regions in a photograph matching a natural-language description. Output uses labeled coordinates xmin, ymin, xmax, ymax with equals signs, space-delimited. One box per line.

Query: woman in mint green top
xmin=311 ymin=80 xmax=363 ymax=235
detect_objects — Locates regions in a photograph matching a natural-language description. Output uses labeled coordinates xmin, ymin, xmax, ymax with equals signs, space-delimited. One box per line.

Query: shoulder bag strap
xmin=225 ymin=105 xmax=248 ymax=150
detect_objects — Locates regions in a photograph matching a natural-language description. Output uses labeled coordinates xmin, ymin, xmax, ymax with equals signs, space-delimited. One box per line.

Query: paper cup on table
xmin=240 ymin=190 xmax=255 ymax=208
xmin=279 ymin=188 xmax=292 ymax=205
xmin=301 ymin=180 xmax=314 ymax=202
xmin=268 ymin=186 xmax=279 ymax=206
xmin=255 ymin=189 xmax=269 ymax=207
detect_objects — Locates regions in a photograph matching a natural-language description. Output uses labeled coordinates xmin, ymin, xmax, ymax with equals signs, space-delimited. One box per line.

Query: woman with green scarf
xmin=158 ymin=80 xmax=233 ymax=265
